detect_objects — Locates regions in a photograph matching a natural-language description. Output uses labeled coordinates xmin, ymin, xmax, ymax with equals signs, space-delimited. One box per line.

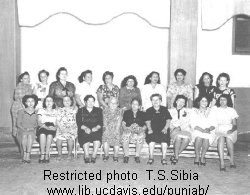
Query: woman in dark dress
xmin=77 ymin=95 xmax=103 ymax=164
xmin=49 ymin=67 xmax=76 ymax=108
xmin=194 ymin=72 xmax=216 ymax=104
xmin=145 ymin=94 xmax=172 ymax=165
xmin=121 ymin=98 xmax=146 ymax=163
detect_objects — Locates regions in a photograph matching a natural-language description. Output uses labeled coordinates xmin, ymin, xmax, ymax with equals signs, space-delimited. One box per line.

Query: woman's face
xmin=219 ymin=97 xmax=228 ymax=107
xmin=40 ymin=72 xmax=48 ymax=83
xmin=105 ymin=75 xmax=113 ymax=85
xmin=203 ymin=74 xmax=211 ymax=86
xmin=86 ymin=97 xmax=95 ymax=108
xmin=150 ymin=73 xmax=159 ymax=84
xmin=176 ymin=72 xmax=185 ymax=82
xmin=176 ymin=98 xmax=186 ymax=109
xmin=59 ymin=70 xmax=68 ymax=81
xmin=152 ymin=96 xmax=161 ymax=108
xmin=26 ymin=98 xmax=35 ymax=108
xmin=84 ymin=73 xmax=92 ymax=84
xmin=199 ymin=97 xmax=208 ymax=108
xmin=63 ymin=96 xmax=72 ymax=108
xmin=131 ymin=100 xmax=140 ymax=111
xmin=109 ymin=98 xmax=118 ymax=110
xmin=45 ymin=97 xmax=54 ymax=109
xmin=218 ymin=76 xmax=228 ymax=88
xmin=22 ymin=74 xmax=30 ymax=84
xmin=126 ymin=79 xmax=135 ymax=88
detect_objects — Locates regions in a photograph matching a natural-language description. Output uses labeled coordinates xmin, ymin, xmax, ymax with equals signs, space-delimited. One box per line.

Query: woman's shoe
xmin=84 ymin=157 xmax=90 ymax=164
xmin=123 ymin=156 xmax=129 ymax=163
xmin=171 ymin=158 xmax=178 ymax=165
xmin=26 ymin=152 xmax=31 ymax=163
xmin=44 ymin=154 xmax=50 ymax=163
xmin=103 ymin=155 xmax=109 ymax=162
xmin=200 ymin=158 xmax=206 ymax=166
xmin=161 ymin=159 xmax=168 ymax=165
xmin=220 ymin=165 xmax=226 ymax=171
xmin=113 ymin=156 xmax=119 ymax=162
xmin=170 ymin=155 xmax=175 ymax=162
xmin=147 ymin=158 xmax=154 ymax=165
xmin=194 ymin=158 xmax=200 ymax=165
xmin=91 ymin=157 xmax=96 ymax=164
xmin=230 ymin=164 xmax=236 ymax=168
xmin=134 ymin=156 xmax=140 ymax=163
xmin=39 ymin=153 xmax=45 ymax=163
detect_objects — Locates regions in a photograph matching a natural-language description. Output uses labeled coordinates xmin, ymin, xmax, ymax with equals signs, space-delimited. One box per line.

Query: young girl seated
xmin=17 ymin=94 xmax=38 ymax=163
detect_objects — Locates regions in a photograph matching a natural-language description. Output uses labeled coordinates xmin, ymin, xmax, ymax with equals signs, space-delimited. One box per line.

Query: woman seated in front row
xmin=169 ymin=95 xmax=192 ymax=165
xmin=214 ymin=94 xmax=239 ymax=171
xmin=190 ymin=95 xmax=217 ymax=166
xmin=145 ymin=93 xmax=172 ymax=165
xmin=121 ymin=98 xmax=147 ymax=163
xmin=77 ymin=95 xmax=103 ymax=164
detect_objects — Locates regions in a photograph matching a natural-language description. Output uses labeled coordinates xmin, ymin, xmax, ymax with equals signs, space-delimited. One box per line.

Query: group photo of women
xmin=11 ymin=67 xmax=239 ymax=171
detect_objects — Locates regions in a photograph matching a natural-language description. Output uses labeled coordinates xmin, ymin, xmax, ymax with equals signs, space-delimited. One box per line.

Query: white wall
xmin=21 ymin=14 xmax=169 ymax=90
xmin=197 ymin=19 xmax=250 ymax=88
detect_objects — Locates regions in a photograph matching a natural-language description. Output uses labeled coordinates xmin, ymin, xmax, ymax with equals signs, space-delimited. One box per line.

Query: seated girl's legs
xmin=217 ymin=137 xmax=225 ymax=168
xmin=161 ymin=142 xmax=168 ymax=160
xmin=135 ymin=142 xmax=143 ymax=157
xmin=39 ymin=134 xmax=46 ymax=160
xmin=122 ymin=141 xmax=130 ymax=157
xmin=56 ymin=139 xmax=63 ymax=157
xmin=194 ymin=137 xmax=202 ymax=162
xmin=226 ymin=138 xmax=235 ymax=166
xmin=103 ymin=142 xmax=109 ymax=157
xmin=67 ymin=138 xmax=74 ymax=157
xmin=26 ymin=134 xmax=35 ymax=161
xmin=148 ymin=142 xmax=155 ymax=159
xmin=113 ymin=145 xmax=120 ymax=158
xmin=45 ymin=134 xmax=53 ymax=159
xmin=174 ymin=137 xmax=182 ymax=159
xmin=92 ymin=141 xmax=101 ymax=158
xmin=179 ymin=137 xmax=190 ymax=155
xmin=83 ymin=142 xmax=90 ymax=159
xmin=201 ymin=139 xmax=209 ymax=163
xmin=17 ymin=132 xmax=24 ymax=157
xmin=21 ymin=134 xmax=28 ymax=161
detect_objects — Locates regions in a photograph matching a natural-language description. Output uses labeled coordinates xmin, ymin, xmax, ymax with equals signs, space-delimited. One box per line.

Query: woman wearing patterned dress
xmin=49 ymin=67 xmax=76 ymax=108
xmin=190 ymin=95 xmax=217 ymax=166
xmin=212 ymin=73 xmax=236 ymax=108
xmin=77 ymin=95 xmax=103 ymax=164
xmin=214 ymin=94 xmax=239 ymax=171
xmin=102 ymin=97 xmax=123 ymax=162
xmin=11 ymin=72 xmax=33 ymax=151
xmin=194 ymin=72 xmax=216 ymax=103
xmin=55 ymin=96 xmax=78 ymax=160
xmin=141 ymin=71 xmax=166 ymax=111
xmin=166 ymin=69 xmax=193 ymax=108
xmin=97 ymin=71 xmax=119 ymax=109
xmin=33 ymin=70 xmax=50 ymax=109
xmin=119 ymin=75 xmax=142 ymax=110
xmin=169 ymin=95 xmax=192 ymax=165
xmin=145 ymin=94 xmax=172 ymax=165
xmin=37 ymin=96 xmax=57 ymax=163
xmin=121 ymin=98 xmax=146 ymax=163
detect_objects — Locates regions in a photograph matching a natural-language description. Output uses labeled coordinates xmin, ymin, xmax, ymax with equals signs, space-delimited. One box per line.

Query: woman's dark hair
xmin=131 ymin=97 xmax=141 ymax=106
xmin=38 ymin=70 xmax=49 ymax=82
xmin=22 ymin=94 xmax=38 ymax=108
xmin=144 ymin=71 xmax=161 ymax=85
xmin=56 ymin=67 xmax=67 ymax=81
xmin=216 ymin=72 xmax=230 ymax=87
xmin=121 ymin=75 xmax=138 ymax=88
xmin=17 ymin=72 xmax=29 ymax=84
xmin=194 ymin=95 xmax=210 ymax=109
xmin=84 ymin=95 xmax=96 ymax=102
xmin=43 ymin=95 xmax=56 ymax=109
xmin=102 ymin=71 xmax=114 ymax=83
xmin=78 ymin=70 xmax=92 ymax=83
xmin=198 ymin=72 xmax=213 ymax=87
xmin=150 ymin=93 xmax=162 ymax=101
xmin=173 ymin=95 xmax=188 ymax=108
xmin=216 ymin=94 xmax=233 ymax=108
xmin=174 ymin=69 xmax=187 ymax=79
xmin=62 ymin=95 xmax=74 ymax=107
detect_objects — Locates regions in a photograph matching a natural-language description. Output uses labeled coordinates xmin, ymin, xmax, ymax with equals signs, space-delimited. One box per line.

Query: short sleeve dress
xmin=77 ymin=107 xmax=103 ymax=147
xmin=119 ymin=87 xmax=142 ymax=110
xmin=166 ymin=82 xmax=193 ymax=108
xmin=195 ymin=84 xmax=216 ymax=101
xmin=213 ymin=107 xmax=239 ymax=144
xmin=213 ymin=87 xmax=236 ymax=106
xmin=169 ymin=108 xmax=192 ymax=142
xmin=121 ymin=110 xmax=146 ymax=144
xmin=97 ymin=84 xmax=119 ymax=108
xmin=102 ymin=108 xmax=123 ymax=146
xmin=190 ymin=108 xmax=217 ymax=145
xmin=145 ymin=106 xmax=172 ymax=145
xmin=55 ymin=107 xmax=78 ymax=140
xmin=33 ymin=82 xmax=50 ymax=109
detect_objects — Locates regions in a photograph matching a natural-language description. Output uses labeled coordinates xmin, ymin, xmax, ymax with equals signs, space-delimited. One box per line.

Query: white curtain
xmin=17 ymin=0 xmax=170 ymax=28
xmin=202 ymin=0 xmax=250 ymax=30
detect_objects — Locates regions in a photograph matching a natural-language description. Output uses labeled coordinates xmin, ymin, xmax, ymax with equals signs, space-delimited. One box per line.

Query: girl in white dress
xmin=190 ymin=95 xmax=217 ymax=166
xmin=214 ymin=94 xmax=239 ymax=171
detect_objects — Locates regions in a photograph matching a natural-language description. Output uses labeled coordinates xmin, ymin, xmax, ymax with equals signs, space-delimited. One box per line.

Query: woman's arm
xmin=146 ymin=121 xmax=153 ymax=134
xmin=228 ymin=118 xmax=237 ymax=134
xmin=16 ymin=110 xmax=25 ymax=131
xmin=97 ymin=92 xmax=108 ymax=108
xmin=194 ymin=86 xmax=199 ymax=100
xmin=75 ymin=94 xmax=84 ymax=108
xmin=162 ymin=119 xmax=171 ymax=134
